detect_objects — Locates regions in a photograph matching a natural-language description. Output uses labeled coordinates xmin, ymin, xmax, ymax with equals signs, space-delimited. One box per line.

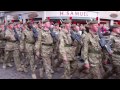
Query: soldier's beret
xmin=42 ymin=19 xmax=50 ymax=24
xmin=88 ymin=20 xmax=98 ymax=25
xmin=63 ymin=19 xmax=71 ymax=24
xmin=54 ymin=23 xmax=59 ymax=26
xmin=71 ymin=24 xmax=76 ymax=28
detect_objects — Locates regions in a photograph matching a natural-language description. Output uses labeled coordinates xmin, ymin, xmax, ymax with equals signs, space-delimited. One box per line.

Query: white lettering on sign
xmin=7 ymin=15 xmax=13 ymax=20
xmin=60 ymin=11 xmax=88 ymax=17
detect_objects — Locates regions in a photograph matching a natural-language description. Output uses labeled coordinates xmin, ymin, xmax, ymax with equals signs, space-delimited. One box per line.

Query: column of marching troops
xmin=0 ymin=18 xmax=120 ymax=79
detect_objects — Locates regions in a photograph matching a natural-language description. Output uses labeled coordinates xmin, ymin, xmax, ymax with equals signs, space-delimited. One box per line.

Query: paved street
xmin=0 ymin=62 xmax=65 ymax=79
xmin=0 ymin=62 xmax=115 ymax=79
xmin=0 ymin=63 xmax=32 ymax=79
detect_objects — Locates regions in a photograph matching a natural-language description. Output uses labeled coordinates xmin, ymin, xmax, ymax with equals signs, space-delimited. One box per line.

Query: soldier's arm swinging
xmin=81 ymin=35 xmax=90 ymax=69
xmin=59 ymin=32 xmax=67 ymax=61
xmin=20 ymin=31 xmax=25 ymax=52
xmin=34 ymin=30 xmax=42 ymax=58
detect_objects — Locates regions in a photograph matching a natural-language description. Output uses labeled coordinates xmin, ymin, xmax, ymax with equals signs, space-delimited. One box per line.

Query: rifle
xmin=28 ymin=23 xmax=38 ymax=41
xmin=98 ymin=27 xmax=113 ymax=54
xmin=70 ymin=31 xmax=81 ymax=43
xmin=13 ymin=28 xmax=20 ymax=42
xmin=49 ymin=27 xmax=59 ymax=43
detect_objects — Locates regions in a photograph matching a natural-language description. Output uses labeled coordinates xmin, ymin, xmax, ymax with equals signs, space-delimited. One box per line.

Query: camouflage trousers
xmin=63 ymin=60 xmax=78 ymax=79
xmin=25 ymin=43 xmax=36 ymax=74
xmin=4 ymin=49 xmax=21 ymax=69
xmin=61 ymin=46 xmax=77 ymax=79
xmin=111 ymin=54 xmax=120 ymax=79
xmin=75 ymin=44 xmax=81 ymax=56
xmin=0 ymin=48 xmax=4 ymax=63
xmin=41 ymin=45 xmax=53 ymax=79
xmin=51 ymin=50 xmax=59 ymax=69
xmin=83 ymin=64 xmax=104 ymax=79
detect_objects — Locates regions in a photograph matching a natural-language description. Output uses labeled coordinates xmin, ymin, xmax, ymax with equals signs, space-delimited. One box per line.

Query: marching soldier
xmin=38 ymin=19 xmax=54 ymax=79
xmin=20 ymin=23 xmax=28 ymax=69
xmin=71 ymin=24 xmax=82 ymax=56
xmin=54 ymin=24 xmax=65 ymax=69
xmin=52 ymin=23 xmax=60 ymax=69
xmin=20 ymin=21 xmax=37 ymax=79
xmin=59 ymin=19 xmax=78 ymax=79
xmin=3 ymin=21 xmax=23 ymax=72
xmin=33 ymin=22 xmax=44 ymax=79
xmin=108 ymin=24 xmax=120 ymax=79
xmin=81 ymin=20 xmax=104 ymax=79
xmin=0 ymin=23 xmax=5 ymax=63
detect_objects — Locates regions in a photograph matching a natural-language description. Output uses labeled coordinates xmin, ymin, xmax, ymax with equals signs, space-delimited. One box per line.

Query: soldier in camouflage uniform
xmin=51 ymin=23 xmax=60 ymax=69
xmin=3 ymin=22 xmax=23 ymax=72
xmin=15 ymin=23 xmax=26 ymax=69
xmin=101 ymin=34 xmax=111 ymax=72
xmin=71 ymin=24 xmax=82 ymax=57
xmin=37 ymin=19 xmax=54 ymax=79
xmin=33 ymin=22 xmax=44 ymax=79
xmin=54 ymin=24 xmax=65 ymax=70
xmin=0 ymin=23 xmax=5 ymax=63
xmin=59 ymin=19 xmax=77 ymax=79
xmin=20 ymin=22 xmax=37 ymax=79
xmin=108 ymin=25 xmax=120 ymax=79
xmin=81 ymin=20 xmax=104 ymax=79
xmin=19 ymin=23 xmax=28 ymax=70
xmin=14 ymin=23 xmax=25 ymax=72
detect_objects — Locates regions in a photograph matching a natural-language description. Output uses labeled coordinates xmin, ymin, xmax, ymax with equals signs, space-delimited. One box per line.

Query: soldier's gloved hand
xmin=84 ymin=63 xmax=90 ymax=69
xmin=63 ymin=55 xmax=67 ymax=62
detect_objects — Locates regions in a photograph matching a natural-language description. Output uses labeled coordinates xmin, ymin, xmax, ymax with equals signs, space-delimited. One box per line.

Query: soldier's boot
xmin=7 ymin=63 xmax=13 ymax=67
xmin=32 ymin=73 xmax=37 ymax=79
xmin=2 ymin=64 xmax=6 ymax=69
xmin=61 ymin=75 xmax=71 ymax=79
xmin=20 ymin=65 xmax=28 ymax=73
xmin=17 ymin=67 xmax=24 ymax=72
xmin=62 ymin=61 xmax=71 ymax=79
xmin=47 ymin=73 xmax=52 ymax=79
xmin=46 ymin=69 xmax=52 ymax=79
xmin=15 ymin=63 xmax=24 ymax=72
xmin=50 ymin=69 xmax=54 ymax=74
xmin=23 ymin=68 xmax=28 ymax=73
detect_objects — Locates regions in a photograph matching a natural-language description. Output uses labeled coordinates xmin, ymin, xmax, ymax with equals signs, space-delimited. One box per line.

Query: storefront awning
xmin=49 ymin=17 xmax=95 ymax=20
